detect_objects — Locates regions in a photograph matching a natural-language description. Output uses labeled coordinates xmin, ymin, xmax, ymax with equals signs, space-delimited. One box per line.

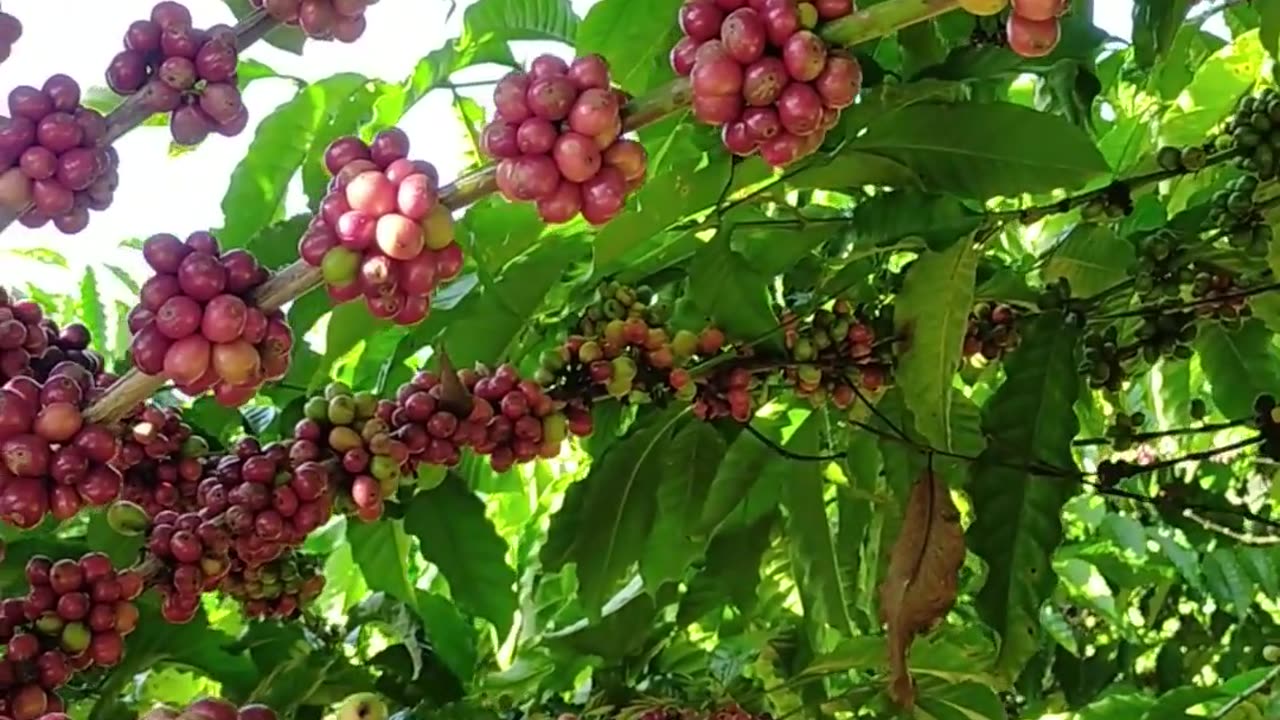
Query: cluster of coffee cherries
xmin=0 ymin=75 xmax=119 ymax=234
xmin=219 ymin=551 xmax=325 ymax=619
xmin=963 ymin=303 xmax=1020 ymax=361
xmin=211 ymin=438 xmax=334 ymax=566
xmin=128 ymin=232 xmax=292 ymax=407
xmin=1132 ymin=230 xmax=1193 ymax=301
xmin=292 ymin=383 xmax=403 ymax=521
xmin=671 ymin=0 xmax=861 ymax=167
xmin=117 ymin=404 xmax=207 ymax=517
xmin=301 ymin=130 xmax=462 ymax=325
xmin=396 ymin=364 xmax=588 ymax=473
xmin=106 ymin=2 xmax=247 ymax=145
xmin=1208 ymin=176 xmax=1272 ymax=254
xmin=1102 ymin=410 xmax=1148 ymax=452
xmin=143 ymin=697 xmax=277 ymax=720
xmin=1216 ymin=88 xmax=1280 ymax=181
xmin=0 ymin=5 xmax=20 ymax=65
xmin=144 ymin=507 xmax=232 ymax=623
xmin=782 ymin=300 xmax=891 ymax=387
xmin=483 ymin=53 xmax=649 ymax=225
xmin=1189 ymin=268 xmax=1252 ymax=328
xmin=0 ymin=554 xmax=143 ymax=720
xmin=248 ymin=0 xmax=372 ymax=42
xmin=539 ymin=282 xmax=716 ymax=403
xmin=0 ymin=289 xmax=105 ymax=386
xmin=0 ymin=363 xmax=124 ymax=529
xmin=1003 ymin=0 xmax=1068 ymax=58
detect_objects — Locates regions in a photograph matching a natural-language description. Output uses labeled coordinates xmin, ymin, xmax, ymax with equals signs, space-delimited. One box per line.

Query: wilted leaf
xmin=878 ymin=470 xmax=965 ymax=710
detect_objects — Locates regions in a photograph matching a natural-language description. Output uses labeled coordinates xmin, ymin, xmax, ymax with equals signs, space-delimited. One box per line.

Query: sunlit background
xmin=0 ymin=0 xmax=1200 ymax=312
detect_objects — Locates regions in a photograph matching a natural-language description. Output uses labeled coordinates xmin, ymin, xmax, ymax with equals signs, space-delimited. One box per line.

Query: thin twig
xmin=1210 ymin=664 xmax=1280 ymax=719
xmin=1073 ymin=417 xmax=1254 ymax=446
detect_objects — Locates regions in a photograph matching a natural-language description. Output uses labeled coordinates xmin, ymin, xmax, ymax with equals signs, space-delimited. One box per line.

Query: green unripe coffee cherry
xmin=671 ymin=329 xmax=699 ymax=358
xmin=543 ymin=413 xmax=569 ymax=445
xmin=304 ymin=396 xmax=329 ymax=422
xmin=540 ymin=347 xmax=567 ymax=371
xmin=107 ymin=499 xmax=150 ymax=536
xmin=1264 ymin=645 xmax=1280 ymax=662
xmin=1190 ymin=398 xmax=1207 ymax=420
xmin=1156 ymin=146 xmax=1182 ymax=171
xmin=181 ymin=435 xmax=209 ymax=458
xmin=1180 ymin=146 xmax=1206 ymax=171
xmin=611 ymin=356 xmax=638 ymax=381
xmin=324 ymin=381 xmax=352 ymax=401
xmin=579 ymin=340 xmax=604 ymax=363
xmin=321 ymin=247 xmax=360 ymax=285
xmin=605 ymin=376 xmax=632 ymax=398
xmin=353 ymin=391 xmax=378 ymax=419
xmin=603 ymin=298 xmax=625 ymax=319
xmin=534 ymin=368 xmax=556 ymax=386
xmin=328 ymin=396 xmax=357 ymax=426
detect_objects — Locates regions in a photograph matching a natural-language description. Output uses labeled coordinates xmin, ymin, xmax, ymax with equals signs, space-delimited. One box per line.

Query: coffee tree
xmin=0 ymin=0 xmax=1277 ymax=719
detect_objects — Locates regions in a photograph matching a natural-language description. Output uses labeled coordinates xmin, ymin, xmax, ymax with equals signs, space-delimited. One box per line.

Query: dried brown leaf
xmin=877 ymin=469 xmax=966 ymax=709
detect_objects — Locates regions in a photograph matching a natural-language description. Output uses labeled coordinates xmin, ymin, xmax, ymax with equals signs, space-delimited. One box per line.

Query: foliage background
xmin=4 ymin=1 xmax=1280 ymax=720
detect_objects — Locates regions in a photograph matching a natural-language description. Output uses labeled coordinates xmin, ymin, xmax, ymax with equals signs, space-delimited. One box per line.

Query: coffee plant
xmin=2 ymin=1 xmax=1280 ymax=720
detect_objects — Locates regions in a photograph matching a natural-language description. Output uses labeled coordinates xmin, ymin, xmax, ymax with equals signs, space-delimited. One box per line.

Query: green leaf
xmin=686 ymin=231 xmax=781 ymax=350
xmin=78 ymin=267 xmax=107 ymax=355
xmin=969 ymin=314 xmax=1082 ymax=681
xmin=217 ymin=74 xmax=368 ymax=249
xmin=464 ymin=0 xmax=580 ymax=44
xmin=576 ymin=0 xmax=683 ymax=95
xmin=848 ymin=102 xmax=1111 ymax=199
xmin=780 ymin=410 xmax=853 ymax=633
xmin=314 ymin=303 xmax=391 ymax=389
xmin=893 ymin=238 xmax=979 ymax=452
xmin=1203 ymin=547 xmax=1256 ymax=619
xmin=914 ymin=680 xmax=1007 ymax=720
xmin=436 ymin=240 xmax=580 ymax=367
xmin=403 ymin=476 xmax=518 ymax=635
xmin=543 ymin=407 xmax=686 ymax=615
xmin=1160 ymin=30 xmax=1264 ymax=146
xmin=1261 ymin=0 xmax=1280 ymax=62
xmin=415 ymin=592 xmax=479 ymax=683
xmin=849 ymin=192 xmax=983 ymax=252
xmin=348 ymin=518 xmax=417 ymax=607
xmin=594 ymin=148 xmax=733 ymax=271
xmin=640 ymin=421 xmax=726 ymax=591
xmin=8 ymin=247 xmax=67 ymax=267
xmin=1132 ymin=0 xmax=1194 ymax=68
xmin=1195 ymin=320 xmax=1280 ymax=418
xmin=301 ymin=84 xmax=382 ymax=208
xmin=1042 ymin=225 xmax=1137 ymax=299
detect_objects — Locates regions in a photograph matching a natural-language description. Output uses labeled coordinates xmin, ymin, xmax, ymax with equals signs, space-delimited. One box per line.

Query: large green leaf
xmin=1195 ymin=320 xmax=1280 ymax=418
xmin=464 ymin=0 xmax=580 ymax=44
xmin=848 ymin=102 xmax=1111 ymax=199
xmin=969 ymin=314 xmax=1082 ymax=681
xmin=1132 ymin=0 xmax=1195 ymax=68
xmin=848 ymin=192 xmax=983 ymax=252
xmin=576 ymin=0 xmax=683 ymax=95
xmin=640 ymin=421 xmax=726 ymax=591
xmin=780 ymin=410 xmax=853 ymax=633
xmin=1262 ymin=0 xmax=1280 ymax=62
xmin=542 ymin=407 xmax=687 ymax=615
xmin=436 ymin=240 xmax=581 ymax=367
xmin=217 ymin=74 xmax=368 ymax=249
xmin=78 ymin=267 xmax=107 ymax=355
xmin=1160 ymin=30 xmax=1264 ymax=146
xmin=594 ymin=148 xmax=732 ymax=271
xmin=348 ymin=518 xmax=417 ymax=608
xmin=893 ymin=238 xmax=979 ymax=452
xmin=404 ymin=476 xmax=518 ymax=635
xmin=1042 ymin=225 xmax=1136 ymax=299
xmin=685 ymin=231 xmax=781 ymax=349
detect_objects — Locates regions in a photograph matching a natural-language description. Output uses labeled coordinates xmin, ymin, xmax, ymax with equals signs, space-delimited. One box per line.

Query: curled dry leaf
xmin=877 ymin=469 xmax=965 ymax=710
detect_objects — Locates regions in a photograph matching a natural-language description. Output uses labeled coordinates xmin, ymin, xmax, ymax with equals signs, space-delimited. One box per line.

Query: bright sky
xmin=0 ymin=0 xmax=1138 ymax=313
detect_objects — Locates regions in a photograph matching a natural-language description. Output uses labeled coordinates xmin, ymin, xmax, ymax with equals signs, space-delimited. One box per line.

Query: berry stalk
xmin=80 ymin=0 xmax=963 ymax=426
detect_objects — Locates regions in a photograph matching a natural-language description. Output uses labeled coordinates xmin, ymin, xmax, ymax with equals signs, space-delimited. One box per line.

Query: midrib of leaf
xmin=857 ymin=142 xmax=1098 ymax=174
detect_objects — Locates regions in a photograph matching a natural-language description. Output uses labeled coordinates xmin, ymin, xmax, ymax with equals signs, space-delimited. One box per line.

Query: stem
xmin=1210 ymin=665 xmax=1280 ymax=719
xmin=74 ymin=0 xmax=963 ymax=425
